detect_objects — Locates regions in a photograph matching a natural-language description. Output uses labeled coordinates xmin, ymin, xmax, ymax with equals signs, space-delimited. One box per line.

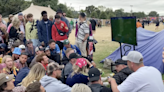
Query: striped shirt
xmin=77 ymin=21 xmax=89 ymax=43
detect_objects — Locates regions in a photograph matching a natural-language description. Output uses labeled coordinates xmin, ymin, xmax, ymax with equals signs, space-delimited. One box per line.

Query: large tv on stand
xmin=111 ymin=16 xmax=137 ymax=45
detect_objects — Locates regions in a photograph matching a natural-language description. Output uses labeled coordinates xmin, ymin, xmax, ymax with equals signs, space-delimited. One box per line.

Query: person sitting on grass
xmin=36 ymin=53 xmax=49 ymax=70
xmin=48 ymin=39 xmax=61 ymax=64
xmin=112 ymin=59 xmax=132 ymax=85
xmin=15 ymin=52 xmax=28 ymax=70
xmin=12 ymin=47 xmax=21 ymax=61
xmin=71 ymin=84 xmax=92 ymax=92
xmin=61 ymin=51 xmax=80 ymax=83
xmin=1 ymin=55 xmax=19 ymax=80
xmin=21 ymin=63 xmax=46 ymax=88
xmin=66 ymin=58 xmax=93 ymax=87
xmin=19 ymin=44 xmax=26 ymax=53
xmin=40 ymin=62 xmax=71 ymax=92
xmin=62 ymin=39 xmax=81 ymax=59
xmin=88 ymin=68 xmax=111 ymax=92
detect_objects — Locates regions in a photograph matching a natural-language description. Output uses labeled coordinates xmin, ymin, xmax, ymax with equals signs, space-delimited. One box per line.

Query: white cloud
xmin=59 ymin=0 xmax=164 ymax=15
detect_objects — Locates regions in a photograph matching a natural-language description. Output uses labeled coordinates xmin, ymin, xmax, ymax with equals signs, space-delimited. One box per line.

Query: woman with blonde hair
xmin=8 ymin=17 xmax=23 ymax=49
xmin=66 ymin=58 xmax=93 ymax=87
xmin=71 ymin=83 xmax=92 ymax=92
xmin=1 ymin=55 xmax=19 ymax=80
xmin=21 ymin=63 xmax=46 ymax=87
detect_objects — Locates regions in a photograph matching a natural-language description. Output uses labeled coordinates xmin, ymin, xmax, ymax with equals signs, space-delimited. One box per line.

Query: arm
xmin=37 ymin=22 xmax=43 ymax=42
xmin=25 ymin=23 xmax=30 ymax=40
xmin=63 ymin=22 xmax=69 ymax=32
xmin=56 ymin=44 xmax=61 ymax=54
xmin=83 ymin=24 xmax=90 ymax=42
xmin=66 ymin=20 xmax=71 ymax=34
xmin=51 ymin=25 xmax=56 ymax=41
xmin=75 ymin=45 xmax=81 ymax=55
xmin=108 ymin=78 xmax=120 ymax=92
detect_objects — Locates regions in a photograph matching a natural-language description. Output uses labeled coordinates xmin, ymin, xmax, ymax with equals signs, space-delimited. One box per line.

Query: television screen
xmin=111 ymin=17 xmax=137 ymax=45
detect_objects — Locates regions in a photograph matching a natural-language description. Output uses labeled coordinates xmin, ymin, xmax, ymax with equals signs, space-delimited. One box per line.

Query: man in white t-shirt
xmin=108 ymin=51 xmax=164 ymax=92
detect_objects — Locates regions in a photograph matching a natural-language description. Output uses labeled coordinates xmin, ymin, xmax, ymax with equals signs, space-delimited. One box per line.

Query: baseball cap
xmin=56 ymin=9 xmax=63 ymax=14
xmin=18 ymin=13 xmax=23 ymax=16
xmin=26 ymin=40 xmax=33 ymax=45
xmin=122 ymin=51 xmax=143 ymax=63
xmin=88 ymin=68 xmax=101 ymax=82
xmin=75 ymin=58 xmax=87 ymax=68
xmin=63 ymin=39 xmax=70 ymax=45
xmin=69 ymin=53 xmax=81 ymax=60
xmin=45 ymin=47 xmax=50 ymax=51
xmin=19 ymin=45 xmax=26 ymax=49
xmin=0 ymin=73 xmax=14 ymax=86
xmin=47 ymin=62 xmax=64 ymax=75
xmin=13 ymin=47 xmax=21 ymax=55
xmin=114 ymin=59 xmax=127 ymax=66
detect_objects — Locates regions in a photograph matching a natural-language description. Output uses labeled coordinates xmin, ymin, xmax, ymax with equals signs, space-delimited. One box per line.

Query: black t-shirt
xmin=89 ymin=84 xmax=112 ymax=92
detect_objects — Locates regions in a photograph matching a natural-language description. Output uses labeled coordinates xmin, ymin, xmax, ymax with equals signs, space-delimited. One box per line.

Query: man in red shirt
xmin=51 ymin=15 xmax=69 ymax=50
xmin=36 ymin=53 xmax=49 ymax=70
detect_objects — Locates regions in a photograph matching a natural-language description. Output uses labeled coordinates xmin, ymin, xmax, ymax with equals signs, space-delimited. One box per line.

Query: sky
xmin=59 ymin=0 xmax=164 ymax=15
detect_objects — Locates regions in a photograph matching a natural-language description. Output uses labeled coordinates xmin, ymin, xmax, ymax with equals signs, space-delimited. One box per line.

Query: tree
xmin=99 ymin=12 xmax=107 ymax=19
xmin=98 ymin=6 xmax=106 ymax=11
xmin=114 ymin=9 xmax=124 ymax=17
xmin=0 ymin=0 xmax=30 ymax=17
xmin=85 ymin=5 xmax=96 ymax=17
xmin=66 ymin=10 xmax=73 ymax=18
xmin=95 ymin=8 xmax=101 ymax=18
xmin=32 ymin=0 xmax=58 ymax=11
xmin=90 ymin=12 xmax=98 ymax=18
xmin=105 ymin=8 xmax=115 ymax=18
xmin=57 ymin=3 xmax=67 ymax=13
xmin=148 ymin=11 xmax=159 ymax=17
xmin=133 ymin=12 xmax=146 ymax=18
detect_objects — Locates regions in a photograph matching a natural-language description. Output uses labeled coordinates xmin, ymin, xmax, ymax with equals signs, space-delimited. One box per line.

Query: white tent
xmin=14 ymin=3 xmax=56 ymax=20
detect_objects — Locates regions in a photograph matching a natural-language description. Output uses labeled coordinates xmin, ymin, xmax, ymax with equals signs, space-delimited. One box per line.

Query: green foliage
xmin=85 ymin=5 xmax=97 ymax=17
xmin=114 ymin=9 xmax=124 ymax=17
xmin=133 ymin=12 xmax=146 ymax=18
xmin=57 ymin=3 xmax=67 ymax=13
xmin=0 ymin=0 xmax=30 ymax=17
xmin=148 ymin=11 xmax=159 ymax=17
xmin=90 ymin=12 xmax=98 ymax=18
xmin=99 ymin=12 xmax=108 ymax=19
xmin=66 ymin=10 xmax=73 ymax=18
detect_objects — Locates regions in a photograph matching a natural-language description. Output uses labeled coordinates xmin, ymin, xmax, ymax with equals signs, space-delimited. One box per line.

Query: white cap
xmin=19 ymin=45 xmax=26 ymax=49
xmin=122 ymin=51 xmax=143 ymax=63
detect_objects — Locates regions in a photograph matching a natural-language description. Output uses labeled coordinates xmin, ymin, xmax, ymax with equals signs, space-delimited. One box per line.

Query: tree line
xmin=0 ymin=0 xmax=160 ymax=19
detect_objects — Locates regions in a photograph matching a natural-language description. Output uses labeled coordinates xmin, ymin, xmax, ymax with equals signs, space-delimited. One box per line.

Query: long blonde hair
xmin=71 ymin=83 xmax=92 ymax=92
xmin=71 ymin=64 xmax=88 ymax=77
xmin=12 ymin=17 xmax=20 ymax=29
xmin=21 ymin=63 xmax=46 ymax=87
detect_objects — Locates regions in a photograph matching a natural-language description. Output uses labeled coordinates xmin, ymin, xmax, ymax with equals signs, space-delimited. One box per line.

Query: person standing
xmin=136 ymin=20 xmax=142 ymax=28
xmin=51 ymin=15 xmax=69 ymax=50
xmin=7 ymin=14 xmax=14 ymax=27
xmin=90 ymin=18 xmax=97 ymax=34
xmin=155 ymin=18 xmax=160 ymax=30
xmin=0 ymin=15 xmax=7 ymax=31
xmin=25 ymin=13 xmax=39 ymax=47
xmin=70 ymin=19 xmax=74 ymax=30
xmin=55 ymin=10 xmax=71 ymax=37
xmin=37 ymin=11 xmax=53 ymax=46
xmin=75 ymin=13 xmax=89 ymax=57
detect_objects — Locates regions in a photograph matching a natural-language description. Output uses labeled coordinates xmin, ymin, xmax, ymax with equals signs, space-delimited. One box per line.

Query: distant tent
xmin=14 ymin=3 xmax=71 ymax=21
xmin=101 ymin=28 xmax=164 ymax=73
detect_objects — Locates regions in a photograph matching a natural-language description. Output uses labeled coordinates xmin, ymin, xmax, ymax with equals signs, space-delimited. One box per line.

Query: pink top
xmin=7 ymin=23 xmax=13 ymax=33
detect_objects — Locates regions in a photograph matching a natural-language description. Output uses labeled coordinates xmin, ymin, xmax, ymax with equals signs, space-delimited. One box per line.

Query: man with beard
xmin=40 ymin=62 xmax=71 ymax=92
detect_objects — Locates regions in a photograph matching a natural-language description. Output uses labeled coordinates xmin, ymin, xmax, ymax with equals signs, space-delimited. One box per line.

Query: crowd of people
xmin=0 ymin=9 xmax=164 ymax=92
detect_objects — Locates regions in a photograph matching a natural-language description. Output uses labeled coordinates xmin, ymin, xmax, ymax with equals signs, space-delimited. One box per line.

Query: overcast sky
xmin=59 ymin=0 xmax=164 ymax=15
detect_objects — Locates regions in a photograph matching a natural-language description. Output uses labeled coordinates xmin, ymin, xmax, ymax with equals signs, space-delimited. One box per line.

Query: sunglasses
xmin=63 ymin=15 xmax=66 ymax=16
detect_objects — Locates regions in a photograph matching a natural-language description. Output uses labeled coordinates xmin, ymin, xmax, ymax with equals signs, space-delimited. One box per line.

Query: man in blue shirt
xmin=53 ymin=10 xmax=71 ymax=37
xmin=62 ymin=39 xmax=81 ymax=58
xmin=48 ymin=39 xmax=61 ymax=64
xmin=37 ymin=11 xmax=53 ymax=46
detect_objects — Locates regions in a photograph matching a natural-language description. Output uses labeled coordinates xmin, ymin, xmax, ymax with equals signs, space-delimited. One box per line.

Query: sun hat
xmin=0 ymin=73 xmax=14 ymax=86
xmin=13 ymin=47 xmax=21 ymax=55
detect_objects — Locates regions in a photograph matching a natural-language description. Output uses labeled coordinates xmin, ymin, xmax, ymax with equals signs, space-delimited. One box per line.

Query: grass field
xmin=68 ymin=23 xmax=164 ymax=78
